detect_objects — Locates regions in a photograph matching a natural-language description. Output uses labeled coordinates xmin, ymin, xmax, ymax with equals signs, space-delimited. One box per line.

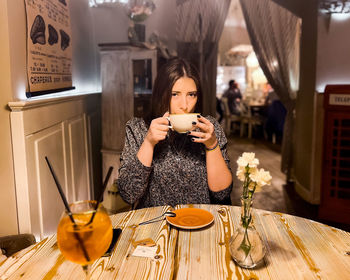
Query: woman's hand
xmin=189 ymin=115 xmax=218 ymax=149
xmin=144 ymin=112 xmax=170 ymax=147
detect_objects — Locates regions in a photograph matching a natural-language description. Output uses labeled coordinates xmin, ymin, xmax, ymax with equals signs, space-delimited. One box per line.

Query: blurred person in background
xmin=264 ymin=84 xmax=286 ymax=144
xmin=222 ymin=80 xmax=242 ymax=115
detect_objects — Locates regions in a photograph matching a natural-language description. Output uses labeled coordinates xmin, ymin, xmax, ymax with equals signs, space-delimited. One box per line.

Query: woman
xmin=117 ymin=58 xmax=232 ymax=208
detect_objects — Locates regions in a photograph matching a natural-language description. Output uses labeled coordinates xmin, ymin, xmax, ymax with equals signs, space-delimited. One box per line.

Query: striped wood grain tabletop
xmin=0 ymin=204 xmax=349 ymax=279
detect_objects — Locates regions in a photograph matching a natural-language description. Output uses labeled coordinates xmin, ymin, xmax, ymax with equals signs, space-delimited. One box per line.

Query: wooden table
xmin=1 ymin=204 xmax=350 ymax=279
xmin=240 ymin=101 xmax=266 ymax=138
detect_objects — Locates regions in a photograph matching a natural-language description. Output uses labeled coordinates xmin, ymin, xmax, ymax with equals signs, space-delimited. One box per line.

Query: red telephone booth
xmin=319 ymin=85 xmax=350 ymax=224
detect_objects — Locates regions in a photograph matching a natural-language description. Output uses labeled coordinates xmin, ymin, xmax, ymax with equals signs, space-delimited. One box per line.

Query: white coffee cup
xmin=167 ymin=113 xmax=199 ymax=133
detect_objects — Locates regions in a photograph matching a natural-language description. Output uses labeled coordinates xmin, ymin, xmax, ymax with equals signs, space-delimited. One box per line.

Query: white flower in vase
xmin=237 ymin=152 xmax=259 ymax=169
xmin=230 ymin=152 xmax=271 ymax=268
xmin=250 ymin=168 xmax=272 ymax=192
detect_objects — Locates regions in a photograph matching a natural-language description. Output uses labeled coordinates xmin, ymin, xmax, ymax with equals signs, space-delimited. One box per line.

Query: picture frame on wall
xmin=24 ymin=0 xmax=75 ymax=97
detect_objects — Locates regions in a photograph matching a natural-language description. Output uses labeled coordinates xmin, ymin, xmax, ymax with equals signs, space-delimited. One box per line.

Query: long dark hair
xmin=145 ymin=58 xmax=202 ymax=124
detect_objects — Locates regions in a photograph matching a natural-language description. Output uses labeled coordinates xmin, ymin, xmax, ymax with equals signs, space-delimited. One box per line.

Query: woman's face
xmin=170 ymin=77 xmax=198 ymax=114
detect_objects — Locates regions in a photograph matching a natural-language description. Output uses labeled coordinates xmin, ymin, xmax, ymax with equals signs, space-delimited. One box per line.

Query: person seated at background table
xmin=222 ymin=80 xmax=242 ymax=115
xmin=117 ymin=58 xmax=233 ymax=209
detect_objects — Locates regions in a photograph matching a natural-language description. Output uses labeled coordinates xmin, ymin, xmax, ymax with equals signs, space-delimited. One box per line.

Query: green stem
xmin=240 ymin=195 xmax=253 ymax=258
xmin=243 ymin=165 xmax=251 ymax=198
xmin=239 ymin=217 xmax=252 ymax=258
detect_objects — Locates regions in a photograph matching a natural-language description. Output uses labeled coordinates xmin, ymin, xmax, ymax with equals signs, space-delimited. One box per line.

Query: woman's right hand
xmin=145 ymin=112 xmax=170 ymax=147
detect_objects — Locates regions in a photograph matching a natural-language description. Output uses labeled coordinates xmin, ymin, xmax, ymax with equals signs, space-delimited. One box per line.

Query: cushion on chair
xmin=0 ymin=234 xmax=36 ymax=257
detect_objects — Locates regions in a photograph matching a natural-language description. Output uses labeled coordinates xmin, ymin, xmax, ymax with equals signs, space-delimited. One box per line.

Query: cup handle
xmin=166 ymin=116 xmax=173 ymax=130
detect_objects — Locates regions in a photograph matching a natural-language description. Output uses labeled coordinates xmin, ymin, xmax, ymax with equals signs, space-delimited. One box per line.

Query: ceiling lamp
xmin=226 ymin=44 xmax=253 ymax=58
xmin=319 ymin=1 xmax=350 ymax=14
xmin=246 ymin=52 xmax=259 ymax=68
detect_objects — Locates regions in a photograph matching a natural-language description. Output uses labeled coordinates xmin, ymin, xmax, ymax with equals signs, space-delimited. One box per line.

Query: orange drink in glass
xmin=57 ymin=200 xmax=113 ymax=277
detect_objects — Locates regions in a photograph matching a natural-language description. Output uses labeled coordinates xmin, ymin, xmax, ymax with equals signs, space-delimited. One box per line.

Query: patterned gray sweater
xmin=117 ymin=116 xmax=232 ymax=208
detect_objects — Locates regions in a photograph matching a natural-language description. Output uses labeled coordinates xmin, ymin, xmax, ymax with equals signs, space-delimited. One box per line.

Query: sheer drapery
xmin=175 ymin=0 xmax=231 ymax=115
xmin=239 ymin=0 xmax=301 ymax=178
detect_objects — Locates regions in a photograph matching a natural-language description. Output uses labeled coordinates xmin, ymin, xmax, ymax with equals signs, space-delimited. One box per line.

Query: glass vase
xmin=128 ymin=21 xmax=146 ymax=43
xmin=229 ymin=196 xmax=265 ymax=268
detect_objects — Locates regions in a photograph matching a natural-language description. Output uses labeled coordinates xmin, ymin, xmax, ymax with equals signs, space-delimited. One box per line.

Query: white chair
xmin=221 ymin=97 xmax=241 ymax=135
xmin=239 ymin=102 xmax=264 ymax=138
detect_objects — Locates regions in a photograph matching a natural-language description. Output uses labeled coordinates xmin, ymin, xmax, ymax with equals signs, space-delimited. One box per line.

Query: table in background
xmin=240 ymin=101 xmax=267 ymax=138
xmin=1 ymin=205 xmax=349 ymax=279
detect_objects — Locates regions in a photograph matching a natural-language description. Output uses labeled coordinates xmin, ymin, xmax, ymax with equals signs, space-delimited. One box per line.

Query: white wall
xmin=90 ymin=5 xmax=129 ymax=44
xmin=0 ymin=0 xmax=101 ymax=236
xmin=69 ymin=0 xmax=101 ymax=94
xmin=145 ymin=0 xmax=177 ymax=50
xmin=6 ymin=0 xmax=27 ymax=100
xmin=90 ymin=0 xmax=177 ymax=51
xmin=0 ymin=0 xmax=19 ymax=236
xmin=316 ymin=13 xmax=350 ymax=92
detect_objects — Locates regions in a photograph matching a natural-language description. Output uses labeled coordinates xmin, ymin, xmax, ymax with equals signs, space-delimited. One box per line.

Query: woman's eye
xmin=171 ymin=93 xmax=178 ymax=97
xmin=188 ymin=92 xmax=197 ymax=97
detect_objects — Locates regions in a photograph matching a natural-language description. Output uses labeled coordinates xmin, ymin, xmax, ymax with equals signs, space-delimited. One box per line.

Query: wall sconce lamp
xmin=319 ymin=0 xmax=350 ymax=14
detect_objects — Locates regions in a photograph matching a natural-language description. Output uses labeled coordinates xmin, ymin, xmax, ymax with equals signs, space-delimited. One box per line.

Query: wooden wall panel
xmin=101 ymin=50 xmax=133 ymax=152
xmin=25 ymin=124 xmax=67 ymax=238
xmin=67 ymin=115 xmax=90 ymax=202
xmin=9 ymin=93 xmax=101 ymax=240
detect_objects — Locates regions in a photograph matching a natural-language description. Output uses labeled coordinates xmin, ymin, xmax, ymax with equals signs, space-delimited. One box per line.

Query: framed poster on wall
xmin=24 ymin=0 xmax=74 ymax=97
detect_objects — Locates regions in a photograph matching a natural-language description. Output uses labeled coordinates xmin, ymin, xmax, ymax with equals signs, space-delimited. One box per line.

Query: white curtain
xmin=175 ymin=0 xmax=231 ymax=115
xmin=239 ymin=0 xmax=301 ymax=179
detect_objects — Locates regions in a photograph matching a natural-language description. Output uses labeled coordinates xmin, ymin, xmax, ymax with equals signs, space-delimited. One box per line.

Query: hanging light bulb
xmin=246 ymin=52 xmax=259 ymax=68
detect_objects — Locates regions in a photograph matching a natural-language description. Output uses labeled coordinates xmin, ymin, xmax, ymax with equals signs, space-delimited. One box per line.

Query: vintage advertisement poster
xmin=24 ymin=0 xmax=73 ymax=96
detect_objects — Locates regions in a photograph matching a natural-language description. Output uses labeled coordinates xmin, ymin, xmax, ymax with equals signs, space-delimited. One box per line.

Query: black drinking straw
xmin=45 ymin=157 xmax=75 ymax=223
xmin=87 ymin=166 xmax=113 ymax=225
xmin=45 ymin=156 xmax=90 ymax=262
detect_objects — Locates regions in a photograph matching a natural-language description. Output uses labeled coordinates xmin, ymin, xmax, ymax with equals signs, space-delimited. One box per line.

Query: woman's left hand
xmin=189 ymin=115 xmax=218 ymax=149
